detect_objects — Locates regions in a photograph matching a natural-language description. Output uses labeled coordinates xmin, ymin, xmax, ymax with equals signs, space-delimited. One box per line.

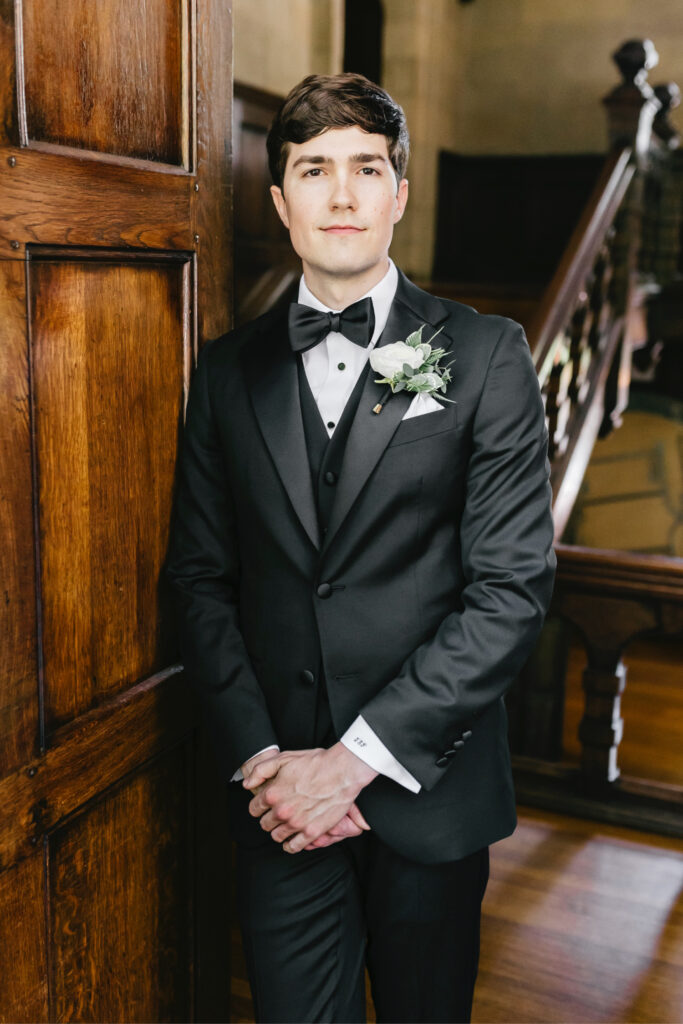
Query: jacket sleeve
xmin=359 ymin=320 xmax=557 ymax=791
xmin=165 ymin=341 xmax=279 ymax=780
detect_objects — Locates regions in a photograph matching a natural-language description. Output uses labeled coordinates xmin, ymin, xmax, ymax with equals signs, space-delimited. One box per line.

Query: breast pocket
xmin=387 ymin=404 xmax=458 ymax=447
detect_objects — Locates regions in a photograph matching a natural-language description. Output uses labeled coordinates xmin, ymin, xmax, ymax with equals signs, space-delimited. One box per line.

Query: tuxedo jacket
xmin=166 ymin=268 xmax=556 ymax=864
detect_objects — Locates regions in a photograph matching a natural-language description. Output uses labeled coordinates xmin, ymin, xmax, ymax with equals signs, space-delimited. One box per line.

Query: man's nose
xmin=329 ymin=174 xmax=357 ymax=208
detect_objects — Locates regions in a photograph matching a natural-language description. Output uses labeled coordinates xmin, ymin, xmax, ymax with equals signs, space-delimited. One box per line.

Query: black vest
xmin=296 ymin=355 xmax=372 ymax=538
xmin=296 ymin=355 xmax=372 ymax=743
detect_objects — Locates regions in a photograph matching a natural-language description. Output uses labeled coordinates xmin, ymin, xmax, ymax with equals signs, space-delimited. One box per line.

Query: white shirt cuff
xmin=230 ymin=744 xmax=280 ymax=782
xmin=341 ymin=716 xmax=421 ymax=793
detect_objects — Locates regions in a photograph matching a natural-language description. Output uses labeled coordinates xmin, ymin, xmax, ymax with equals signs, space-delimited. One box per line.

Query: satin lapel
xmin=322 ymin=270 xmax=451 ymax=557
xmin=241 ymin=311 xmax=320 ymax=550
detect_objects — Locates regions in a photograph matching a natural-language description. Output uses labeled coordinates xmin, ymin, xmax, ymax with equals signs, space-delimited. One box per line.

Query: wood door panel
xmin=19 ymin=0 xmax=191 ymax=168
xmin=0 ymin=0 xmax=233 ymax=1017
xmin=30 ymin=255 xmax=189 ymax=729
xmin=0 ymin=260 xmax=38 ymax=775
xmin=48 ymin=746 xmax=192 ymax=1023
xmin=0 ymin=152 xmax=194 ymax=258
xmin=0 ymin=851 xmax=49 ymax=1022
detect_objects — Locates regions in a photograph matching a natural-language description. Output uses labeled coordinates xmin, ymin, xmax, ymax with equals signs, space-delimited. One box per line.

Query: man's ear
xmin=270 ymin=185 xmax=290 ymax=230
xmin=393 ymin=178 xmax=409 ymax=224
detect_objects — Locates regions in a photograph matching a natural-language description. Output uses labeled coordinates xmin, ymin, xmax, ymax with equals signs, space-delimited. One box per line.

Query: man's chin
xmin=305 ymin=255 xmax=387 ymax=280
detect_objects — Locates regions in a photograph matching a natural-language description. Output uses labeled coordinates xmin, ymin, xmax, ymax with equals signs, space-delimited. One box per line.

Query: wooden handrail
xmin=554 ymin=543 xmax=683 ymax=603
xmin=529 ymin=146 xmax=634 ymax=378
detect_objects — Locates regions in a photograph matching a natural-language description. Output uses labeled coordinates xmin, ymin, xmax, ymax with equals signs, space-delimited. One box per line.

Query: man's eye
xmin=360 ymin=167 xmax=379 ymax=174
xmin=304 ymin=168 xmax=323 ymax=176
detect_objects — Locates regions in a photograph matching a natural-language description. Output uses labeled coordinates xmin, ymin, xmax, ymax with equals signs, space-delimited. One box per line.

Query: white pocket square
xmin=401 ymin=392 xmax=446 ymax=421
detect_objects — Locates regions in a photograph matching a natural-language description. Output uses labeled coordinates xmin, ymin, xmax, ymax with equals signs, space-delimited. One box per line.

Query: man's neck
xmin=301 ymin=258 xmax=391 ymax=310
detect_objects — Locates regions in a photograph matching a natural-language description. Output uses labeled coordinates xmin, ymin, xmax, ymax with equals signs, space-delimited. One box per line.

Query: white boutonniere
xmin=369 ymin=325 xmax=455 ymax=414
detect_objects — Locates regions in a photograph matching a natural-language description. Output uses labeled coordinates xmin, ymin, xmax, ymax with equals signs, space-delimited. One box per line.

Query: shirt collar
xmin=297 ymin=258 xmax=398 ymax=348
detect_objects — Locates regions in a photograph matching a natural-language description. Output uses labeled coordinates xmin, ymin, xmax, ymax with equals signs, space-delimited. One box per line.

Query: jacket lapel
xmin=322 ymin=269 xmax=452 ymax=557
xmin=241 ymin=309 xmax=321 ymax=550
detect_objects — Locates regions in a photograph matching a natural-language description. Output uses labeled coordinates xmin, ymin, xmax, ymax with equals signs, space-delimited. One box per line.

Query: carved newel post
xmin=603 ymin=39 xmax=661 ymax=161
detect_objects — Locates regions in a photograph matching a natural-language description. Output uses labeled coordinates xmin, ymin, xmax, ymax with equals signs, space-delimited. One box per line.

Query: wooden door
xmin=0 ymin=1 xmax=232 ymax=1020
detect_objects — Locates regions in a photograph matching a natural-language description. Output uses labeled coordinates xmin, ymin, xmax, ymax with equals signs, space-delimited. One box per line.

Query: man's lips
xmin=322 ymin=226 xmax=364 ymax=234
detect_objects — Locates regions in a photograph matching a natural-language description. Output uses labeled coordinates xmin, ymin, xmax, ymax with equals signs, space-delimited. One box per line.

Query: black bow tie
xmin=288 ymin=297 xmax=375 ymax=353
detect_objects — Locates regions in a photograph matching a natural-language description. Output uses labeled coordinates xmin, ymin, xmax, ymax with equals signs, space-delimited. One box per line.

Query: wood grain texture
xmin=0 ymin=0 xmax=19 ymax=145
xmin=474 ymin=808 xmax=683 ymax=1024
xmin=0 ymin=259 xmax=38 ymax=775
xmin=0 ymin=149 xmax=195 ymax=257
xmin=48 ymin=745 xmax=192 ymax=1023
xmin=0 ymin=1 xmax=233 ymax=1019
xmin=0 ymin=668 xmax=187 ymax=873
xmin=195 ymin=0 xmax=233 ymax=341
xmin=0 ymin=850 xmax=48 ymax=1022
xmin=29 ymin=256 xmax=188 ymax=728
xmin=20 ymin=0 xmax=190 ymax=166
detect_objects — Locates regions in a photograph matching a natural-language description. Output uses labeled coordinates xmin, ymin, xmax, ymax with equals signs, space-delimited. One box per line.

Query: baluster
xmin=578 ymin=649 xmax=626 ymax=785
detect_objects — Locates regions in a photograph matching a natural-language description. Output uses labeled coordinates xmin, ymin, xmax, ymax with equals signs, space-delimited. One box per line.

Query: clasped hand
xmin=242 ymin=743 xmax=378 ymax=854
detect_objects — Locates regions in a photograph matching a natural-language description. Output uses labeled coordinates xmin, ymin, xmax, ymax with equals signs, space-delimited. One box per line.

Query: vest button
xmin=317 ymin=582 xmax=332 ymax=598
xmin=300 ymin=669 xmax=316 ymax=685
xmin=324 ymin=470 xmax=337 ymax=485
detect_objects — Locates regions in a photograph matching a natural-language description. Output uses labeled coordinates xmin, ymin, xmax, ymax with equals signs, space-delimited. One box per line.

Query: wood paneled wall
xmin=433 ymin=153 xmax=603 ymax=286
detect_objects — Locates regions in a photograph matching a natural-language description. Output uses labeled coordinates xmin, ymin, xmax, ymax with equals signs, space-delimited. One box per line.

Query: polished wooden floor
xmin=230 ymin=806 xmax=683 ymax=1023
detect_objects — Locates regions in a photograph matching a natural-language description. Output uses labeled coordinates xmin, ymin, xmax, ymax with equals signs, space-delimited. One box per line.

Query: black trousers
xmin=235 ymin=831 xmax=489 ymax=1024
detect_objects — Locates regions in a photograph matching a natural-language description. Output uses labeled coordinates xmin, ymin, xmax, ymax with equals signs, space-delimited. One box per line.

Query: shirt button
xmin=324 ymin=470 xmax=337 ymax=485
xmin=317 ymin=583 xmax=332 ymax=599
xmin=300 ymin=669 xmax=316 ymax=685
xmin=327 ymin=421 xmax=335 ymax=430
xmin=337 ymin=362 xmax=346 ymax=371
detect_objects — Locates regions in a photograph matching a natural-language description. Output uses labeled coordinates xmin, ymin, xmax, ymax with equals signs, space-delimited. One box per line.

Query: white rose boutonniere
xmin=369 ymin=325 xmax=455 ymax=414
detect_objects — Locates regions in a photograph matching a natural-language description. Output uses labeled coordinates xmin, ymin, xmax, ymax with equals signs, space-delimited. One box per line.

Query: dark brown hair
xmin=266 ymin=73 xmax=409 ymax=190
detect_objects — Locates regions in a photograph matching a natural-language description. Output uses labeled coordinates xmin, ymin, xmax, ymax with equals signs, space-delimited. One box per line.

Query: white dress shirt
xmin=234 ymin=258 xmax=421 ymax=794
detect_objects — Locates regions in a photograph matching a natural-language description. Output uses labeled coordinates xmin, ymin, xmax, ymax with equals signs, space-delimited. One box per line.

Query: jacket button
xmin=324 ymin=470 xmax=337 ymax=485
xmin=449 ymin=740 xmax=465 ymax=751
xmin=300 ymin=669 xmax=315 ymax=685
xmin=462 ymin=730 xmax=473 ymax=741
xmin=317 ymin=582 xmax=332 ymax=598
xmin=435 ymin=756 xmax=449 ymax=767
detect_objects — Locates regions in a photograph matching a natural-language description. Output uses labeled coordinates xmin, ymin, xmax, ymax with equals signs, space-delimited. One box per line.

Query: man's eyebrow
xmin=290 ymin=152 xmax=388 ymax=169
xmin=349 ymin=152 xmax=387 ymax=164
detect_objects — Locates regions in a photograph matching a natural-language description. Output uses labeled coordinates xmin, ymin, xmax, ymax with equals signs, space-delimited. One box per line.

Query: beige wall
xmin=382 ymin=0 xmax=461 ymax=277
xmin=233 ymin=0 xmax=344 ymax=96
xmin=453 ymin=0 xmax=683 ymax=156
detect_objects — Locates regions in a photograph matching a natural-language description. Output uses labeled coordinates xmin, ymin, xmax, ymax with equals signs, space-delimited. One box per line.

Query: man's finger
xmin=270 ymin=823 xmax=297 ymax=843
xmin=304 ymin=834 xmax=347 ymax=850
xmin=243 ymin=755 xmax=281 ymax=790
xmin=347 ymin=802 xmax=371 ymax=831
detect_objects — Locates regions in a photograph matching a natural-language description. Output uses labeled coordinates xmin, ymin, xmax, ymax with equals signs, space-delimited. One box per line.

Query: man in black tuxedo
xmin=167 ymin=73 xmax=556 ymax=1023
